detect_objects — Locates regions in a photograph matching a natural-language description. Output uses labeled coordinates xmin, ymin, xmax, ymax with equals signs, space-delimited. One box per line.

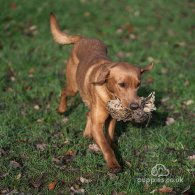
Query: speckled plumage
xmin=107 ymin=92 xmax=156 ymax=123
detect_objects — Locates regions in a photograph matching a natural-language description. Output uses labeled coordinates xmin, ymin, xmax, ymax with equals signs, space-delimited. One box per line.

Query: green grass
xmin=0 ymin=0 xmax=195 ymax=194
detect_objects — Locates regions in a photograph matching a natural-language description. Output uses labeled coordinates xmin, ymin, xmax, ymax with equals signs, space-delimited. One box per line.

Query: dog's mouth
xmin=114 ymin=97 xmax=142 ymax=110
xmin=107 ymin=92 xmax=156 ymax=123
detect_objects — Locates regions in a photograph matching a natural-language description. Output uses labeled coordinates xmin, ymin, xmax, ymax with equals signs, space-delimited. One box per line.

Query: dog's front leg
xmin=91 ymin=107 xmax=121 ymax=173
xmin=83 ymin=111 xmax=92 ymax=138
xmin=105 ymin=117 xmax=117 ymax=148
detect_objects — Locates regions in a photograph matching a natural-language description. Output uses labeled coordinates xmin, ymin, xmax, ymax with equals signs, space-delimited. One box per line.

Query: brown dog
xmin=50 ymin=14 xmax=153 ymax=173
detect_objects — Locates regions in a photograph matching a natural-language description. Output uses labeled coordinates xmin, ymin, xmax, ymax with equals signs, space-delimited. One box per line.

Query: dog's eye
xmin=118 ymin=82 xmax=127 ymax=88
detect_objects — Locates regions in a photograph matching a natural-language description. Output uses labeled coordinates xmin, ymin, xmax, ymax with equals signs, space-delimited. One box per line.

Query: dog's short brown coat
xmin=50 ymin=14 xmax=153 ymax=173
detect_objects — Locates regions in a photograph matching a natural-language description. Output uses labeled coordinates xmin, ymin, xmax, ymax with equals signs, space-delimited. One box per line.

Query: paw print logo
xmin=151 ymin=164 xmax=170 ymax=177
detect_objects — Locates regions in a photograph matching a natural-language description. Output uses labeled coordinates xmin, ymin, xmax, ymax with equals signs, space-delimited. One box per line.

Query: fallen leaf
xmin=10 ymin=76 xmax=16 ymax=81
xmin=23 ymin=24 xmax=38 ymax=37
xmin=165 ymin=117 xmax=175 ymax=126
xmin=0 ymin=189 xmax=9 ymax=194
xmin=24 ymin=85 xmax=32 ymax=91
xmin=36 ymin=143 xmax=47 ymax=151
xmin=174 ymin=41 xmax=186 ymax=48
xmin=150 ymin=189 xmax=157 ymax=194
xmin=129 ymin=33 xmax=137 ymax=40
xmin=18 ymin=139 xmax=28 ymax=143
xmin=158 ymin=185 xmax=173 ymax=193
xmin=171 ymin=159 xmax=178 ymax=163
xmin=28 ymin=67 xmax=36 ymax=74
xmin=80 ymin=176 xmax=92 ymax=184
xmin=65 ymin=150 xmax=77 ymax=156
xmin=184 ymin=80 xmax=189 ymax=86
xmin=0 ymin=189 xmax=18 ymax=194
xmin=147 ymin=56 xmax=155 ymax=63
xmin=161 ymin=97 xmax=170 ymax=104
xmin=188 ymin=154 xmax=195 ymax=160
xmin=183 ymin=100 xmax=194 ymax=106
xmin=30 ymin=181 xmax=42 ymax=189
xmin=125 ymin=160 xmax=132 ymax=168
xmin=29 ymin=25 xmax=37 ymax=32
xmin=36 ymin=118 xmax=44 ymax=123
xmin=116 ymin=28 xmax=123 ymax=34
xmin=16 ymin=173 xmax=22 ymax=180
xmin=10 ymin=160 xmax=22 ymax=169
xmin=64 ymin=139 xmax=70 ymax=145
xmin=62 ymin=117 xmax=69 ymax=123
xmin=34 ymin=105 xmax=40 ymax=110
xmin=160 ymin=68 xmax=168 ymax=74
xmin=7 ymin=66 xmax=16 ymax=81
xmin=0 ymin=148 xmax=6 ymax=157
xmin=46 ymin=103 xmax=50 ymax=110
xmin=70 ymin=186 xmax=85 ymax=194
xmin=118 ymin=192 xmax=126 ymax=195
xmin=144 ymin=183 xmax=150 ymax=191
xmin=125 ymin=24 xmax=134 ymax=34
xmin=28 ymin=74 xmax=34 ymax=78
xmin=53 ymin=131 xmax=64 ymax=139
xmin=29 ymin=173 xmax=47 ymax=189
xmin=111 ymin=191 xmax=118 ymax=195
xmin=107 ymin=172 xmax=119 ymax=180
xmin=88 ymin=143 xmax=100 ymax=153
xmin=5 ymin=87 xmax=13 ymax=92
xmin=84 ymin=11 xmax=90 ymax=17
xmin=0 ymin=172 xmax=9 ymax=178
xmin=60 ymin=150 xmax=78 ymax=164
xmin=52 ymin=157 xmax=61 ymax=164
xmin=48 ymin=180 xmax=57 ymax=190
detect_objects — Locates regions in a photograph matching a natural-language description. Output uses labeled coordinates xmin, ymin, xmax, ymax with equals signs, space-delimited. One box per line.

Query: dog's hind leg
xmin=83 ymin=111 xmax=92 ymax=138
xmin=57 ymin=56 xmax=78 ymax=114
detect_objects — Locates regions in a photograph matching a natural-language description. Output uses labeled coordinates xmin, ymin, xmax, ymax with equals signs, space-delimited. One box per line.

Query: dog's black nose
xmin=130 ymin=103 xmax=139 ymax=110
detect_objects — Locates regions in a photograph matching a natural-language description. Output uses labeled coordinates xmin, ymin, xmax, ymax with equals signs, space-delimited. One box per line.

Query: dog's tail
xmin=50 ymin=13 xmax=82 ymax=45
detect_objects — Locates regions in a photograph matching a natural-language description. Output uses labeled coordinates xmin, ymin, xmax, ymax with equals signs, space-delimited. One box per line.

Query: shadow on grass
xmin=114 ymin=86 xmax=169 ymax=168
xmin=59 ymin=85 xmax=169 ymax=171
xmin=138 ymin=85 xmax=168 ymax=128
xmin=61 ymin=94 xmax=83 ymax=116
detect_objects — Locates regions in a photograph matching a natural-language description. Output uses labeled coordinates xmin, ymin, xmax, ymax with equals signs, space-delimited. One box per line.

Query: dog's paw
xmin=108 ymin=165 xmax=122 ymax=174
xmin=83 ymin=131 xmax=92 ymax=139
xmin=108 ymin=162 xmax=122 ymax=174
xmin=56 ymin=106 xmax=67 ymax=114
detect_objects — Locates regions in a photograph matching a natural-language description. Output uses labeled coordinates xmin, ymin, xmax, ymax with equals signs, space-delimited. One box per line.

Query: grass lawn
xmin=0 ymin=0 xmax=195 ymax=194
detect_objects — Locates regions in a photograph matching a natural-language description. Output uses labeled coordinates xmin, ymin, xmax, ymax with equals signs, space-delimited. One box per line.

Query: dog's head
xmin=93 ymin=62 xmax=153 ymax=110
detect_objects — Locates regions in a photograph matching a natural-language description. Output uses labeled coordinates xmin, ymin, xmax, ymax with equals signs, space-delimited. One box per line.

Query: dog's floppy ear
xmin=140 ymin=63 xmax=154 ymax=74
xmin=92 ymin=63 xmax=118 ymax=85
xmin=92 ymin=67 xmax=110 ymax=85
